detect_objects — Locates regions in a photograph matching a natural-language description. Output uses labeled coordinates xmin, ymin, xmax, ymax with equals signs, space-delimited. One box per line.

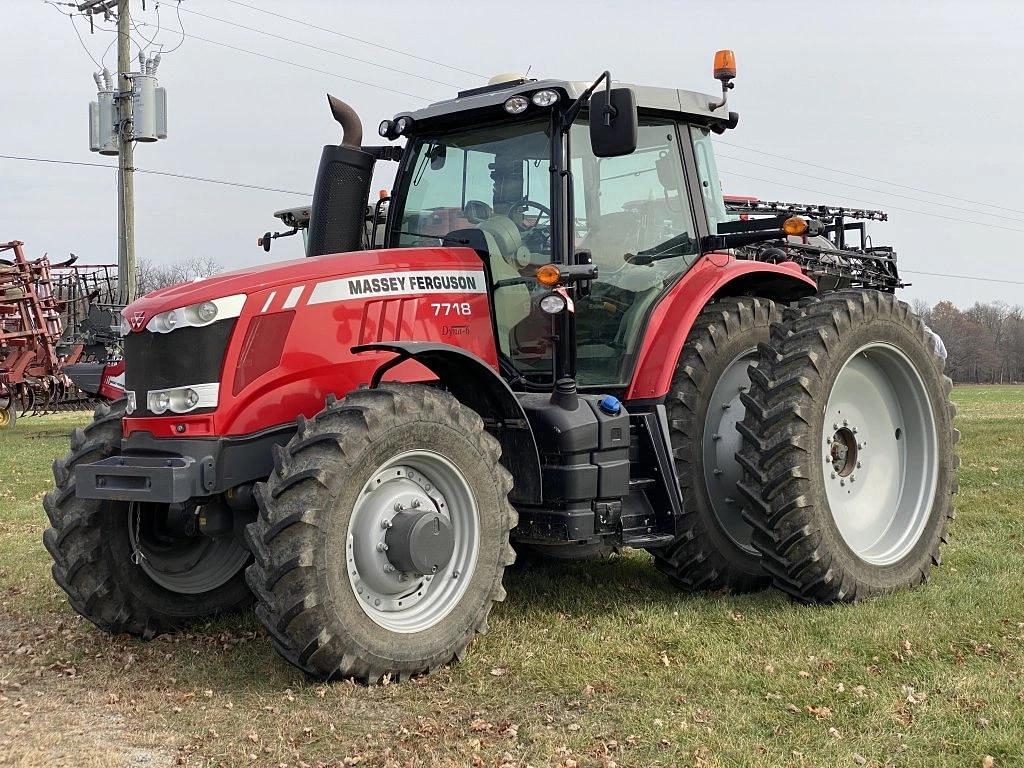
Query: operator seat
xmin=470 ymin=215 xmax=532 ymax=356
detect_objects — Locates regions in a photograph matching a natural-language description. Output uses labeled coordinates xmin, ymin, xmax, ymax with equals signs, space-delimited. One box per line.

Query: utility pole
xmin=82 ymin=0 xmax=167 ymax=305
xmin=116 ymin=0 xmax=137 ymax=304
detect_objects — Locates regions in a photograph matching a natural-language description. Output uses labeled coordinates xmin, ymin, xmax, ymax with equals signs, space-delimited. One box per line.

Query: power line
xmin=178 ymin=6 xmax=460 ymax=90
xmin=717 ymin=168 xmax=1024 ymax=235
xmin=0 ymin=153 xmax=311 ymax=196
xmin=716 ymin=153 xmax=1024 ymax=226
xmin=717 ymin=140 xmax=1024 ymax=217
xmin=901 ymin=270 xmax=1024 ymax=286
xmin=137 ymin=24 xmax=431 ymax=101
xmin=222 ymin=0 xmax=485 ymax=80
xmin=8 ymin=155 xmax=1023 ymax=288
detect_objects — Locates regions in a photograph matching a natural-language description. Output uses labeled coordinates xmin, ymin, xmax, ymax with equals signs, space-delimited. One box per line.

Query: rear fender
xmin=626 ymin=255 xmax=817 ymax=400
xmin=353 ymin=341 xmax=543 ymax=504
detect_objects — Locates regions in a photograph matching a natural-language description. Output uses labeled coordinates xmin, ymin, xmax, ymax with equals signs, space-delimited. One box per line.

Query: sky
xmin=3 ymin=0 xmax=1023 ymax=308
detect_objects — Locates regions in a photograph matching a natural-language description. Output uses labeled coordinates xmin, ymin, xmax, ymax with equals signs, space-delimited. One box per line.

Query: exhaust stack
xmin=306 ymin=94 xmax=375 ymax=258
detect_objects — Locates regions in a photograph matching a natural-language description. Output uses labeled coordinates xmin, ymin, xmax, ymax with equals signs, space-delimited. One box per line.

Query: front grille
xmin=124 ymin=319 xmax=235 ymax=416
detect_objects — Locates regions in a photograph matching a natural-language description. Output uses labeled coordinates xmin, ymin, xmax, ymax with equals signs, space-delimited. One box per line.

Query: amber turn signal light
xmin=782 ymin=216 xmax=808 ymax=236
xmin=714 ymin=49 xmax=736 ymax=81
xmin=536 ymin=264 xmax=561 ymax=286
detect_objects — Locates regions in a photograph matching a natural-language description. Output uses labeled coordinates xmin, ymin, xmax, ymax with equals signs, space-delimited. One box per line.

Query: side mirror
xmin=589 ymin=87 xmax=637 ymax=158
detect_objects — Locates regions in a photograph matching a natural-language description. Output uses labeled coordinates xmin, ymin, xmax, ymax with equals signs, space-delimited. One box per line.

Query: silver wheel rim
xmin=347 ymin=450 xmax=479 ymax=634
xmin=822 ymin=343 xmax=938 ymax=565
xmin=703 ymin=347 xmax=758 ymax=554
xmin=128 ymin=504 xmax=250 ymax=594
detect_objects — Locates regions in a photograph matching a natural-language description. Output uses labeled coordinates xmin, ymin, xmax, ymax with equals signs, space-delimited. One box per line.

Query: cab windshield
xmin=389 ymin=117 xmax=700 ymax=388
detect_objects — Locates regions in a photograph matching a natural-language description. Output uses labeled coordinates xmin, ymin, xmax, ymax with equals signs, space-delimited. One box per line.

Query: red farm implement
xmin=0 ymin=241 xmax=123 ymax=427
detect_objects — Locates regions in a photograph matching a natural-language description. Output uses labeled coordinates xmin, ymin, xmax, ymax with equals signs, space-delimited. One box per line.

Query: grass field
xmin=1 ymin=387 xmax=1023 ymax=768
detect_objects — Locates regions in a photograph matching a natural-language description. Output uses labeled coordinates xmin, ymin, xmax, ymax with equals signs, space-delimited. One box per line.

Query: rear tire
xmin=43 ymin=401 xmax=252 ymax=637
xmin=736 ymin=291 xmax=958 ymax=602
xmin=246 ymin=383 xmax=517 ymax=683
xmin=652 ymin=297 xmax=777 ymax=593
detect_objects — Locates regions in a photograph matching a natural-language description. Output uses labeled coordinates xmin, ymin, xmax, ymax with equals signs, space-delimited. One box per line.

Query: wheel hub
xmin=829 ymin=425 xmax=859 ymax=477
xmin=385 ymin=508 xmax=455 ymax=575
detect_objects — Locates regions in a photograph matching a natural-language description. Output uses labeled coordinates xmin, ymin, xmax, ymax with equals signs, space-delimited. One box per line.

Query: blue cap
xmin=598 ymin=394 xmax=622 ymax=415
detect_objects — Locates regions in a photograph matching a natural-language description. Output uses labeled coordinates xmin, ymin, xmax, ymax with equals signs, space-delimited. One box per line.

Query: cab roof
xmin=396 ymin=78 xmax=730 ymax=128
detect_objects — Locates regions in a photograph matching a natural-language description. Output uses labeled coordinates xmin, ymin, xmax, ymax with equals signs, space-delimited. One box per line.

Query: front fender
xmin=625 ymin=255 xmax=817 ymax=400
xmin=353 ymin=341 xmax=543 ymax=505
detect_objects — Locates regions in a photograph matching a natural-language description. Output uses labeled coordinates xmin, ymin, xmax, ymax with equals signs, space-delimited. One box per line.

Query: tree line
xmin=913 ymin=299 xmax=1024 ymax=384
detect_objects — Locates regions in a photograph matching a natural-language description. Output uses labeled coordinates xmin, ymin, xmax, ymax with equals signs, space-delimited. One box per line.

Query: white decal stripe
xmin=308 ymin=270 xmax=486 ymax=306
xmin=282 ymin=285 xmax=305 ymax=309
xmin=260 ymin=291 xmax=277 ymax=313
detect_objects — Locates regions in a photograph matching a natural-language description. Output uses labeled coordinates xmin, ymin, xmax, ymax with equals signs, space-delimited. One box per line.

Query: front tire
xmin=736 ymin=291 xmax=958 ymax=602
xmin=653 ymin=297 xmax=777 ymax=593
xmin=43 ymin=401 xmax=252 ymax=637
xmin=246 ymin=383 xmax=516 ymax=683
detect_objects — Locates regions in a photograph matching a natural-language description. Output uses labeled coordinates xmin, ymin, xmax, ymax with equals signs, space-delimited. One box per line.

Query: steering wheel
xmin=507 ymin=197 xmax=552 ymax=233
xmin=463 ymin=200 xmax=493 ymax=224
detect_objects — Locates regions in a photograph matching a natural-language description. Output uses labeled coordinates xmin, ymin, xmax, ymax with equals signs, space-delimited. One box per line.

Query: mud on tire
xmin=652 ymin=296 xmax=777 ymax=593
xmin=43 ymin=401 xmax=252 ymax=638
xmin=245 ymin=383 xmax=517 ymax=683
xmin=736 ymin=290 xmax=958 ymax=602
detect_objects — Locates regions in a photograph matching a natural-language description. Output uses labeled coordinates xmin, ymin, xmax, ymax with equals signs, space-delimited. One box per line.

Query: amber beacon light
xmin=714 ymin=49 xmax=737 ymax=81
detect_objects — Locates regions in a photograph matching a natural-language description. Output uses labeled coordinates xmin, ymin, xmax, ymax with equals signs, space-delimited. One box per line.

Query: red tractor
xmin=44 ymin=53 xmax=957 ymax=683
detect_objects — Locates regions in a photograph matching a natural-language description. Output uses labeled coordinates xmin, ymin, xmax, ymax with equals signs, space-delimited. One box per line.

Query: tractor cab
xmin=363 ymin=74 xmax=740 ymax=391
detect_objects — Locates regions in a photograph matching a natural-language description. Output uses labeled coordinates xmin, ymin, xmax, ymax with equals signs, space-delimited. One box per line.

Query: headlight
xmin=531 ymin=89 xmax=559 ymax=107
xmin=147 ymin=383 xmax=219 ymax=415
xmin=145 ymin=294 xmax=246 ymax=334
xmin=151 ymin=392 xmax=171 ymax=413
xmin=503 ymin=95 xmax=529 ymax=115
xmin=378 ymin=119 xmax=392 ymax=138
xmin=540 ymin=293 xmax=567 ymax=315
xmin=196 ymin=301 xmax=218 ymax=323
xmin=394 ymin=116 xmax=413 ymax=135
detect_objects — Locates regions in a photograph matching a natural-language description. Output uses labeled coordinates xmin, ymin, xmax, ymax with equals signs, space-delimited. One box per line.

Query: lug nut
xmin=712 ymin=433 xmax=721 ymax=441
xmin=380 ymin=518 xmax=393 ymax=529
xmin=411 ymin=498 xmax=421 ymax=509
xmin=376 ymin=542 xmax=389 ymax=552
xmin=393 ymin=502 xmax=404 ymax=512
xmin=384 ymin=564 xmax=395 ymax=573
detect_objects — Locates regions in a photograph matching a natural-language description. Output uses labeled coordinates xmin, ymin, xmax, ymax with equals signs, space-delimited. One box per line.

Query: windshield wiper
xmin=396 ymin=230 xmax=471 ymax=245
xmin=624 ymin=232 xmax=696 ymax=265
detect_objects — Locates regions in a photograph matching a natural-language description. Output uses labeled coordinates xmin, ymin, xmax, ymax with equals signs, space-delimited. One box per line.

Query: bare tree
xmin=923 ymin=299 xmax=1024 ymax=384
xmin=137 ymin=256 xmax=222 ymax=295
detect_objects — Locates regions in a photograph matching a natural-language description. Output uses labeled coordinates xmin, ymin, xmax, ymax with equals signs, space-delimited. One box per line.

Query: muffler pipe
xmin=328 ymin=94 xmax=363 ymax=148
xmin=306 ymin=94 xmax=375 ymax=258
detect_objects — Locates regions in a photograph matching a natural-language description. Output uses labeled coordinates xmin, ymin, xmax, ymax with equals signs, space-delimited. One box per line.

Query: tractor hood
xmin=122 ymin=247 xmax=480 ymax=332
